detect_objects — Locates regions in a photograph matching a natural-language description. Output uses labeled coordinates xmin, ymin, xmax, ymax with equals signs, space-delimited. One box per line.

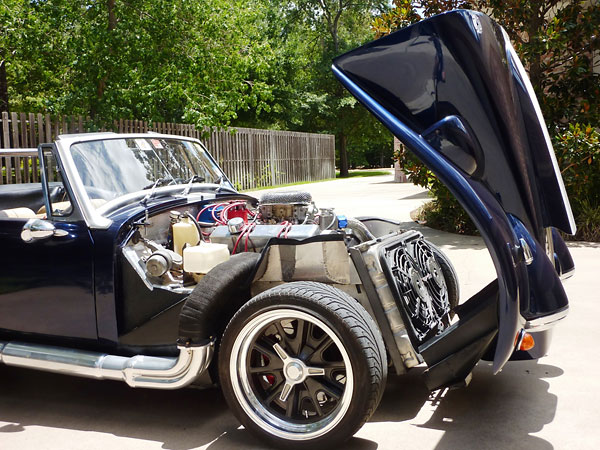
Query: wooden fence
xmin=0 ymin=112 xmax=335 ymax=190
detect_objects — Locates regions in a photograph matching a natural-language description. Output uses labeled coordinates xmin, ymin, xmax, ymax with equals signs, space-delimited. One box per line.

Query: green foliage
xmin=2 ymin=0 xmax=394 ymax=174
xmin=553 ymin=124 xmax=600 ymax=241
xmin=376 ymin=1 xmax=600 ymax=239
xmin=2 ymin=0 xmax=279 ymax=129
xmin=571 ymin=199 xmax=600 ymax=242
xmin=235 ymin=0 xmax=392 ymax=176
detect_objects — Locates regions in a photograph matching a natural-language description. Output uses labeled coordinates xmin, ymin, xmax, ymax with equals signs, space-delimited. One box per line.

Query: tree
xmin=372 ymin=0 xmax=600 ymax=239
xmin=0 ymin=0 xmax=280 ymax=128
xmin=273 ymin=0 xmax=390 ymax=176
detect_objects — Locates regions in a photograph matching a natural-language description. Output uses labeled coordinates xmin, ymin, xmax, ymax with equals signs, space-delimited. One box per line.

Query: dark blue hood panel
xmin=332 ymin=10 xmax=573 ymax=373
xmin=333 ymin=10 xmax=575 ymax=240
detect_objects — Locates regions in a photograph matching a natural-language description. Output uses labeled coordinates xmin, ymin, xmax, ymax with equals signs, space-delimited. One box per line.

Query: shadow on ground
xmin=0 ymin=357 xmax=560 ymax=450
xmin=372 ymin=361 xmax=560 ymax=450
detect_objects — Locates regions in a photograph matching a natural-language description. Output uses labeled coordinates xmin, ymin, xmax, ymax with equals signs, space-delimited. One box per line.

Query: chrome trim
xmin=524 ymin=307 xmax=569 ymax=332
xmin=21 ymin=218 xmax=69 ymax=243
xmin=53 ymin=138 xmax=112 ymax=229
xmin=519 ymin=238 xmax=533 ymax=265
xmin=545 ymin=228 xmax=555 ymax=262
xmin=0 ymin=340 xmax=213 ymax=389
xmin=560 ymin=267 xmax=575 ymax=281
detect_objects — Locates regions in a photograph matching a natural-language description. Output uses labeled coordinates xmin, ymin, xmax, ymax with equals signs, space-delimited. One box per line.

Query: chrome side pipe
xmin=0 ymin=340 xmax=213 ymax=389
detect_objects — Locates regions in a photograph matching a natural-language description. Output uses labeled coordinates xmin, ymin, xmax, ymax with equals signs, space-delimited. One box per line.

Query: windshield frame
xmin=54 ymin=133 xmax=231 ymax=229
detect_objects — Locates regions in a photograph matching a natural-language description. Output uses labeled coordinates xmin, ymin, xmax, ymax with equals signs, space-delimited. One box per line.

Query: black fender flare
xmin=178 ymin=252 xmax=261 ymax=345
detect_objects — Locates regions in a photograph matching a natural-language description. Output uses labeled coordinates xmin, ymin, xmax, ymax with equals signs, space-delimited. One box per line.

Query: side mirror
xmin=21 ymin=219 xmax=68 ymax=243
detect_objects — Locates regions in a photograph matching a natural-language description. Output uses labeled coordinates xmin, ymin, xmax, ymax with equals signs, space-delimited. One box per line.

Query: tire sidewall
xmin=218 ymin=292 xmax=375 ymax=449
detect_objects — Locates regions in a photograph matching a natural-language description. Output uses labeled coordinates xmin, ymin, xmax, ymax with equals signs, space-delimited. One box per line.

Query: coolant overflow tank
xmin=183 ymin=243 xmax=230 ymax=274
xmin=173 ymin=217 xmax=200 ymax=256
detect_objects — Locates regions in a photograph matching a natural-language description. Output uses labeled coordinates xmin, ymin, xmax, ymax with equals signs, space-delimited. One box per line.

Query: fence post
xmin=1 ymin=113 xmax=335 ymax=188
xmin=1 ymin=111 xmax=8 ymax=184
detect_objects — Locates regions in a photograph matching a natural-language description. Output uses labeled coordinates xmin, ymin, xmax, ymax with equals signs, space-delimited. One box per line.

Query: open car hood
xmin=332 ymin=9 xmax=575 ymax=242
xmin=333 ymin=10 xmax=573 ymax=374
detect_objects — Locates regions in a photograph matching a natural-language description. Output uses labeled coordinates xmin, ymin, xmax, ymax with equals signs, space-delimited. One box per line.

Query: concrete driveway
xmin=1 ymin=173 xmax=598 ymax=449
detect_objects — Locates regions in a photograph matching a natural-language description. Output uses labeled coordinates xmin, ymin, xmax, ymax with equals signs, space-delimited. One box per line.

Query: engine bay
xmin=122 ymin=191 xmax=354 ymax=293
xmin=121 ymin=189 xmax=455 ymax=350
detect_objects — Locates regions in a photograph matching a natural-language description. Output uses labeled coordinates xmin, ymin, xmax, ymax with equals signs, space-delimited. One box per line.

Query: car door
xmin=0 ymin=144 xmax=97 ymax=340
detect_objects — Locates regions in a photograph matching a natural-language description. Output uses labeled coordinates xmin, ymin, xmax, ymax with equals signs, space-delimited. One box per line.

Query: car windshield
xmin=69 ymin=137 xmax=224 ymax=204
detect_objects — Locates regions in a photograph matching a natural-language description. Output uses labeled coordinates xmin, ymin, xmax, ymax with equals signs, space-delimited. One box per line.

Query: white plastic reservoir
xmin=173 ymin=217 xmax=200 ymax=256
xmin=183 ymin=243 xmax=230 ymax=274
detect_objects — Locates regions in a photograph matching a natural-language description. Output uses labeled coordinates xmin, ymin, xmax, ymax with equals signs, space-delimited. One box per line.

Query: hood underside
xmin=333 ymin=10 xmax=575 ymax=241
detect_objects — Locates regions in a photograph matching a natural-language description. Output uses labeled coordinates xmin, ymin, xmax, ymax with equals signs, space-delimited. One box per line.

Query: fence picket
xmin=0 ymin=112 xmax=335 ymax=189
xmin=1 ymin=112 xmax=8 ymax=184
xmin=11 ymin=113 xmax=20 ymax=183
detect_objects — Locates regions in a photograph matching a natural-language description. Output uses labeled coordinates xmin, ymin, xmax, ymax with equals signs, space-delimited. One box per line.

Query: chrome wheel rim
xmin=229 ymin=309 xmax=354 ymax=441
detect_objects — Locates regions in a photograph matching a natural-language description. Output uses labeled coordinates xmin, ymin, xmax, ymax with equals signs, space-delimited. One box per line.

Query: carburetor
xmin=258 ymin=190 xmax=315 ymax=224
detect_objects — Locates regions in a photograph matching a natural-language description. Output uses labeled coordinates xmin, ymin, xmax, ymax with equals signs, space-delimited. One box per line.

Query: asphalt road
xmin=1 ymin=173 xmax=598 ymax=450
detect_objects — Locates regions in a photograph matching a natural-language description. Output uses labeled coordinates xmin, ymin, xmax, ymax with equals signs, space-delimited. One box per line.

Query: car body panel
xmin=0 ymin=219 xmax=97 ymax=340
xmin=332 ymin=10 xmax=573 ymax=372
xmin=332 ymin=10 xmax=575 ymax=240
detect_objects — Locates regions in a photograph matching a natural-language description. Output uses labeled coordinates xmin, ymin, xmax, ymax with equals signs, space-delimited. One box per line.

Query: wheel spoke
xmin=288 ymin=318 xmax=306 ymax=355
xmin=264 ymin=380 xmax=285 ymax=405
xmin=306 ymin=366 xmax=325 ymax=377
xmin=321 ymin=362 xmax=346 ymax=370
xmin=273 ymin=343 xmax=290 ymax=362
xmin=307 ymin=335 xmax=334 ymax=364
xmin=279 ymin=381 xmax=294 ymax=402
xmin=253 ymin=340 xmax=278 ymax=360
xmin=305 ymin=321 xmax=327 ymax=348
xmin=321 ymin=361 xmax=346 ymax=380
xmin=249 ymin=359 xmax=283 ymax=374
xmin=312 ymin=396 xmax=324 ymax=417
xmin=308 ymin=377 xmax=344 ymax=400
xmin=303 ymin=379 xmax=324 ymax=417
xmin=285 ymin=389 xmax=298 ymax=417
xmin=249 ymin=365 xmax=272 ymax=374
xmin=274 ymin=321 xmax=290 ymax=347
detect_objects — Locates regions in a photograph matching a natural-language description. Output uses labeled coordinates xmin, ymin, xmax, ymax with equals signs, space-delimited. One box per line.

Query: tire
xmin=218 ymin=281 xmax=387 ymax=449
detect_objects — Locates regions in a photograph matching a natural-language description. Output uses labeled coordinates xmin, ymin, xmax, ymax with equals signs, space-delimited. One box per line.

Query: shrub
xmin=553 ymin=124 xmax=600 ymax=241
xmin=400 ymin=124 xmax=600 ymax=240
xmin=395 ymin=144 xmax=477 ymax=235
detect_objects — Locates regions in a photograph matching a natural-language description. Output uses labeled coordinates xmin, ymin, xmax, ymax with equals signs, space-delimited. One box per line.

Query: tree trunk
xmin=0 ymin=59 xmax=8 ymax=112
xmin=338 ymin=132 xmax=349 ymax=177
xmin=527 ymin=2 xmax=544 ymax=93
xmin=108 ymin=0 xmax=117 ymax=29
xmin=91 ymin=0 xmax=116 ymax=118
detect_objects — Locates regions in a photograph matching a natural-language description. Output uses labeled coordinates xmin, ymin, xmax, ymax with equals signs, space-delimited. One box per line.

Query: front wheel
xmin=218 ymin=281 xmax=387 ymax=449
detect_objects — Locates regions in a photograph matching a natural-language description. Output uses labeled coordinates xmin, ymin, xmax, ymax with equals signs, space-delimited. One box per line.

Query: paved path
xmin=1 ymin=173 xmax=598 ymax=450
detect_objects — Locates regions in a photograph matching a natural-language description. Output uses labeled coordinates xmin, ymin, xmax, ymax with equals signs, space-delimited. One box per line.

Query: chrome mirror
xmin=21 ymin=219 xmax=68 ymax=243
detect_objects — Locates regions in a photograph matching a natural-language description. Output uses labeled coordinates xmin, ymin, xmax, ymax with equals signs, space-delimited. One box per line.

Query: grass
xmin=242 ymin=168 xmax=392 ymax=193
xmin=242 ymin=178 xmax=336 ymax=192
xmin=335 ymin=169 xmax=392 ymax=178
